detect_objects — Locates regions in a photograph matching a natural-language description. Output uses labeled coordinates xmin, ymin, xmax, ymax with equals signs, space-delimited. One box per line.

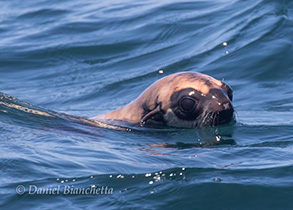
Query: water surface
xmin=1 ymin=0 xmax=293 ymax=209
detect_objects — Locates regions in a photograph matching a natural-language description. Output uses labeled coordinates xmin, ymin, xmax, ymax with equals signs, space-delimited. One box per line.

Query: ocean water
xmin=1 ymin=0 xmax=293 ymax=209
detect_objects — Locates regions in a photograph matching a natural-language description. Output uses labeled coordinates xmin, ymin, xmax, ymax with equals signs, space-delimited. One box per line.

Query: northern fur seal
xmin=92 ymin=72 xmax=234 ymax=128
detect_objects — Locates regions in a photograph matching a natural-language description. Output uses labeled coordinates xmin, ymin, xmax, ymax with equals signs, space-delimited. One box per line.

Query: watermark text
xmin=16 ymin=185 xmax=113 ymax=195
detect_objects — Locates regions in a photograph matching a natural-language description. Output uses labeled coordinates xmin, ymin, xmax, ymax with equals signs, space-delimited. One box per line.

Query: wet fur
xmin=92 ymin=72 xmax=233 ymax=128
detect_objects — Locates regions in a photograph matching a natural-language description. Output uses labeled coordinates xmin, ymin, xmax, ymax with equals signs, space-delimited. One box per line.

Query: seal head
xmin=93 ymin=72 xmax=234 ymax=128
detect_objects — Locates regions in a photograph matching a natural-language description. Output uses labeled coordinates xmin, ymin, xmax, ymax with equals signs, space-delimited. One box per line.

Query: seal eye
xmin=180 ymin=97 xmax=197 ymax=112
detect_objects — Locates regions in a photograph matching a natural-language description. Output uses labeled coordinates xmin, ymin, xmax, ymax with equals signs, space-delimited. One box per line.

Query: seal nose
xmin=208 ymin=89 xmax=233 ymax=112
xmin=207 ymin=89 xmax=234 ymax=125
xmin=214 ymin=101 xmax=234 ymax=125
xmin=222 ymin=101 xmax=233 ymax=111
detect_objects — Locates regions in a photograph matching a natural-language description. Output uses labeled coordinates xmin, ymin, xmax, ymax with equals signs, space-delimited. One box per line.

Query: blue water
xmin=1 ymin=0 xmax=293 ymax=209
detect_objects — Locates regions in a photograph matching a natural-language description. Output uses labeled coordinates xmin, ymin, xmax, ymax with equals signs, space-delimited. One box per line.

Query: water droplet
xmin=145 ymin=173 xmax=151 ymax=177
xmin=189 ymin=91 xmax=195 ymax=96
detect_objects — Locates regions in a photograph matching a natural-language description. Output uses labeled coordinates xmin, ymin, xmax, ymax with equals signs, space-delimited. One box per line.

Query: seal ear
xmin=140 ymin=103 xmax=166 ymax=127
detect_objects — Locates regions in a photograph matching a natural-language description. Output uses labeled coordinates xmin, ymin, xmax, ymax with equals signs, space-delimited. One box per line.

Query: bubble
xmin=213 ymin=177 xmax=222 ymax=182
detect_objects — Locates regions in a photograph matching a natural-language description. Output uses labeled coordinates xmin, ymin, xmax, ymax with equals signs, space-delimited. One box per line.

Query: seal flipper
xmin=140 ymin=103 xmax=166 ymax=127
